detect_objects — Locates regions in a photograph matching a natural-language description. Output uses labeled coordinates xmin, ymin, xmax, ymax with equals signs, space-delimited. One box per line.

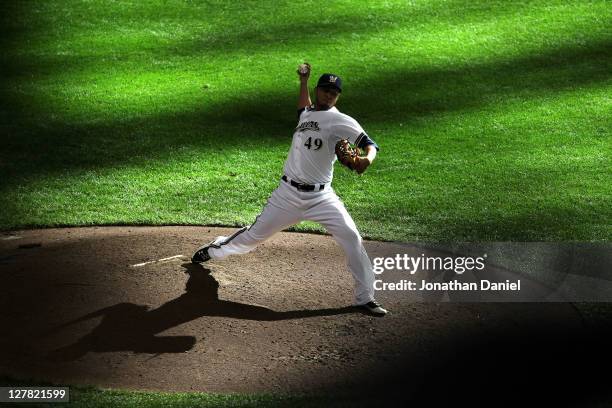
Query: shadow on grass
xmin=1 ymin=38 xmax=609 ymax=188
xmin=45 ymin=263 xmax=357 ymax=360
xmin=425 ymin=206 xmax=607 ymax=241
xmin=0 ymin=0 xmax=542 ymax=60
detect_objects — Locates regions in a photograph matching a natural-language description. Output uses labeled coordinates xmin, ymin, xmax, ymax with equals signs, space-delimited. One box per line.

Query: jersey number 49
xmin=304 ymin=137 xmax=322 ymax=150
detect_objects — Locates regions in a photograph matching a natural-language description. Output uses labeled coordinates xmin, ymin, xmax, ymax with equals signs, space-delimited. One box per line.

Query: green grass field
xmin=1 ymin=0 xmax=610 ymax=241
xmin=0 ymin=377 xmax=352 ymax=408
xmin=3 ymin=374 xmax=386 ymax=408
xmin=0 ymin=1 xmax=610 ymax=405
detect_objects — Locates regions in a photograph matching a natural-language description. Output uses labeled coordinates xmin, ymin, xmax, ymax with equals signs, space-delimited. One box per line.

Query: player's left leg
xmin=207 ymin=201 xmax=300 ymax=260
xmin=192 ymin=182 xmax=301 ymax=263
xmin=304 ymin=190 xmax=381 ymax=310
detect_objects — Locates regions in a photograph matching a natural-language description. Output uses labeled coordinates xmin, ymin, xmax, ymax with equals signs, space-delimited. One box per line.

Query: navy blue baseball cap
xmin=317 ymin=73 xmax=342 ymax=92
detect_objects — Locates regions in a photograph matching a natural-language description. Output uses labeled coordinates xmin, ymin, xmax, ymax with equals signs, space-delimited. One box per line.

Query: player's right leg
xmin=192 ymin=184 xmax=301 ymax=262
xmin=304 ymin=190 xmax=387 ymax=315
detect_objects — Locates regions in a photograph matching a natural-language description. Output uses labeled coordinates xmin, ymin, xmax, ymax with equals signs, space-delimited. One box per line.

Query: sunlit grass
xmin=1 ymin=0 xmax=610 ymax=241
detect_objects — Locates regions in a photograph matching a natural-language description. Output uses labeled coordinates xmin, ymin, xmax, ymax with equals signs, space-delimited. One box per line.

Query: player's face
xmin=315 ymin=86 xmax=340 ymax=110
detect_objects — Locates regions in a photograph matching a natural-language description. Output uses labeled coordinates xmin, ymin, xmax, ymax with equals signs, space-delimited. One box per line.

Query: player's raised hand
xmin=297 ymin=62 xmax=311 ymax=80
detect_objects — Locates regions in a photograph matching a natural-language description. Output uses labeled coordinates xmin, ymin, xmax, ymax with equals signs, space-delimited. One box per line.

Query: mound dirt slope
xmin=0 ymin=227 xmax=603 ymax=403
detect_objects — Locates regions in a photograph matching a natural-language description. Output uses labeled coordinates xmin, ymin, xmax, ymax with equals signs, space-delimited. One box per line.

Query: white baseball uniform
xmin=206 ymin=105 xmax=379 ymax=305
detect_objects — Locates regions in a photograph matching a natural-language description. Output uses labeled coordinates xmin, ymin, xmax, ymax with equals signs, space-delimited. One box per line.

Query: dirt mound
xmin=0 ymin=227 xmax=603 ymax=404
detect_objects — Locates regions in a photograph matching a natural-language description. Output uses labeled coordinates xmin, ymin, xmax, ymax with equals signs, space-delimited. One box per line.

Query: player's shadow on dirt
xmin=48 ymin=263 xmax=356 ymax=360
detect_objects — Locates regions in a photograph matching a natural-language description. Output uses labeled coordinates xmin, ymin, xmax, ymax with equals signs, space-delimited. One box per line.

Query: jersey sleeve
xmin=331 ymin=114 xmax=380 ymax=150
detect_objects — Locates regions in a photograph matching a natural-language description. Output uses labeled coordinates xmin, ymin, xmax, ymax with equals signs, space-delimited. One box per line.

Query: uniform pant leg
xmin=304 ymin=190 xmax=375 ymax=305
xmin=208 ymin=185 xmax=301 ymax=260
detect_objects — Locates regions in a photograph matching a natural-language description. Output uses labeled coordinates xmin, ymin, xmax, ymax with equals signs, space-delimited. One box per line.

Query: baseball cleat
xmin=360 ymin=300 xmax=388 ymax=316
xmin=191 ymin=245 xmax=211 ymax=264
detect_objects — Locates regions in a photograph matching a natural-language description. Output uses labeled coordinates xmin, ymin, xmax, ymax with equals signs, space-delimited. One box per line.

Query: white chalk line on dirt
xmin=1 ymin=235 xmax=22 ymax=241
xmin=131 ymin=254 xmax=186 ymax=268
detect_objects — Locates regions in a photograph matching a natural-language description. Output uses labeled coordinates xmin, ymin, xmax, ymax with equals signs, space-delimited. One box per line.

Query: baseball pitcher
xmin=192 ymin=63 xmax=387 ymax=316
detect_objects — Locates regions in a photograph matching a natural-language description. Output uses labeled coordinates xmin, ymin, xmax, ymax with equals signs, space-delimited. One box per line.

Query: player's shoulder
xmin=301 ymin=105 xmax=316 ymax=113
xmin=297 ymin=105 xmax=317 ymax=121
xmin=328 ymin=108 xmax=360 ymax=125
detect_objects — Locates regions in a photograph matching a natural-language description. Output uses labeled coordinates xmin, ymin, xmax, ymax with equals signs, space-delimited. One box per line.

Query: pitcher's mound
xmin=0 ymin=226 xmax=597 ymax=402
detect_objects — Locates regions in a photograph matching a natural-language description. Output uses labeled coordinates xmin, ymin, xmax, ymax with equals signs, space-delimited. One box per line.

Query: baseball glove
xmin=335 ymin=139 xmax=367 ymax=173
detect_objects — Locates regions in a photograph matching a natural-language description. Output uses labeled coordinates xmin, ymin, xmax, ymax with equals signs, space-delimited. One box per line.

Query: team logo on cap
xmin=329 ymin=76 xmax=337 ymax=83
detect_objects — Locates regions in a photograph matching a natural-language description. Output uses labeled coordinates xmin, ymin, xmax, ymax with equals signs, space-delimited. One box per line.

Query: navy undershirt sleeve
xmin=356 ymin=132 xmax=380 ymax=151
xmin=297 ymin=107 xmax=306 ymax=120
